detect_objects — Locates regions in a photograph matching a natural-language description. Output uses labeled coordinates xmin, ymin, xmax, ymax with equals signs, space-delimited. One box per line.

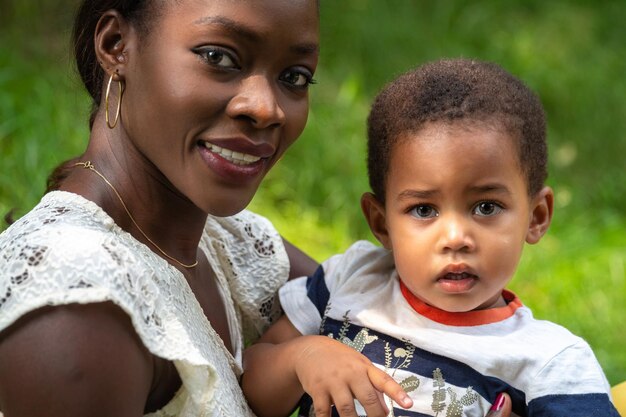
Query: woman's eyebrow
xmin=193 ymin=15 xmax=319 ymax=56
xmin=193 ymin=15 xmax=260 ymax=42
xmin=291 ymin=43 xmax=319 ymax=56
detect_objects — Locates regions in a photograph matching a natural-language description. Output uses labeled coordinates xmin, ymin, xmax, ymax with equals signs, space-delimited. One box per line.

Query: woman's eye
xmin=473 ymin=201 xmax=503 ymax=217
xmin=280 ymin=69 xmax=315 ymax=88
xmin=194 ymin=47 xmax=238 ymax=69
xmin=411 ymin=205 xmax=438 ymax=219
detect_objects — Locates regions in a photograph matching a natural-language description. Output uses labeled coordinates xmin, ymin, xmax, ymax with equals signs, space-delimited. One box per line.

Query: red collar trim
xmin=399 ymin=280 xmax=523 ymax=326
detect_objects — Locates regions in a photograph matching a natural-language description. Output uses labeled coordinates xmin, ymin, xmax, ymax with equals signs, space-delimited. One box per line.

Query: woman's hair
xmin=46 ymin=0 xmax=161 ymax=193
xmin=366 ymin=58 xmax=547 ymax=203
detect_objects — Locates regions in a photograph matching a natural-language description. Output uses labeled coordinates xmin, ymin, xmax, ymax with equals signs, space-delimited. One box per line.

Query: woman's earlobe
xmin=361 ymin=192 xmax=392 ymax=249
xmin=526 ymin=186 xmax=554 ymax=244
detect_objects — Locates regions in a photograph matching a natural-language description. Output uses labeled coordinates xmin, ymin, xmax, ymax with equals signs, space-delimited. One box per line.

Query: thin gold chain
xmin=73 ymin=161 xmax=199 ymax=268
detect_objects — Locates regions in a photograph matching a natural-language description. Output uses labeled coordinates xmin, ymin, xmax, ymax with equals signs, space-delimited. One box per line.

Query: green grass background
xmin=1 ymin=1 xmax=624 ymax=385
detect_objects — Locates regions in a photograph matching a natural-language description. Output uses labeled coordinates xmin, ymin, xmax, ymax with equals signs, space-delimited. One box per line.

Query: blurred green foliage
xmin=0 ymin=1 xmax=624 ymax=384
xmin=254 ymin=1 xmax=626 ymax=384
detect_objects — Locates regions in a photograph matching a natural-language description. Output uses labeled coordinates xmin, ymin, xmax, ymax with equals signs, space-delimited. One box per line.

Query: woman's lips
xmin=200 ymin=142 xmax=262 ymax=165
xmin=197 ymin=142 xmax=268 ymax=184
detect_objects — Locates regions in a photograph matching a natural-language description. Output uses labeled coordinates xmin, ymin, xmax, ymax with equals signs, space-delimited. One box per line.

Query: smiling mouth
xmin=200 ymin=142 xmax=262 ymax=166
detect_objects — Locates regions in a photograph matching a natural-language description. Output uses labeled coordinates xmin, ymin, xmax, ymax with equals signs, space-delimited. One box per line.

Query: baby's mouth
xmin=439 ymin=272 xmax=478 ymax=281
xmin=436 ymin=269 xmax=479 ymax=293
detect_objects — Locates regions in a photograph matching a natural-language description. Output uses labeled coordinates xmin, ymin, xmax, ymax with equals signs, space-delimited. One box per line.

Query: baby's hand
xmin=294 ymin=336 xmax=413 ymax=417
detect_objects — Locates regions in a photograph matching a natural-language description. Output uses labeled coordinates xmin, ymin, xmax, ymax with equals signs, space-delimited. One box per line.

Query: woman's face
xmin=120 ymin=0 xmax=319 ymax=216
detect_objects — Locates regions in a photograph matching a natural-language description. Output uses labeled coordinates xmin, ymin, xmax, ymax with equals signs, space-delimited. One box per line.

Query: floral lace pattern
xmin=0 ymin=191 xmax=289 ymax=417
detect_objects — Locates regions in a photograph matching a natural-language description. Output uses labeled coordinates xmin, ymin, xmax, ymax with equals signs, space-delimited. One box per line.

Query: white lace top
xmin=0 ymin=191 xmax=290 ymax=417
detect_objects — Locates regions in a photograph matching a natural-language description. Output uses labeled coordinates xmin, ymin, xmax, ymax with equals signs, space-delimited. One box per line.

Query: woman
xmin=0 ymin=0 xmax=318 ymax=415
xmin=0 ymin=1 xmax=512 ymax=416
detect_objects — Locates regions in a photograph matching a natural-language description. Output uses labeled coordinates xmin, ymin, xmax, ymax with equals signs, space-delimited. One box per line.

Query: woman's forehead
xmin=158 ymin=0 xmax=319 ymax=25
xmin=149 ymin=0 xmax=319 ymax=45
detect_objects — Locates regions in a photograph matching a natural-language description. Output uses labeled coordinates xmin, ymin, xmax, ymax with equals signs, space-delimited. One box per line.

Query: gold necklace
xmin=73 ymin=161 xmax=199 ymax=268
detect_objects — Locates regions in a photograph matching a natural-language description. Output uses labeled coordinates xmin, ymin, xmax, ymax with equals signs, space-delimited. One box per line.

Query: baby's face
xmin=382 ymin=122 xmax=536 ymax=312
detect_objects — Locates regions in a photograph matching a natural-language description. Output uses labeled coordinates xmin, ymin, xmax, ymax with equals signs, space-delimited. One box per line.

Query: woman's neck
xmin=61 ymin=128 xmax=207 ymax=269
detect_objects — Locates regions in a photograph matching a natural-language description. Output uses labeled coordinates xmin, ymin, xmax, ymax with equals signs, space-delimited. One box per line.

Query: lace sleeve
xmin=1 ymin=192 xmax=267 ymax=416
xmin=0 ymin=214 xmax=196 ymax=360
xmin=204 ymin=210 xmax=290 ymax=344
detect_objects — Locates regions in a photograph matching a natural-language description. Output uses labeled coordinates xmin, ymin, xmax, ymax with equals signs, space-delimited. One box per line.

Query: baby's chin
xmin=473 ymin=293 xmax=508 ymax=310
xmin=426 ymin=295 xmax=503 ymax=313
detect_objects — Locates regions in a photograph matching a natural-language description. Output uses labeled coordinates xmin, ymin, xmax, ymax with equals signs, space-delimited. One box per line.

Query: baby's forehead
xmin=398 ymin=118 xmax=521 ymax=148
xmin=387 ymin=123 xmax=529 ymax=189
xmin=392 ymin=118 xmax=526 ymax=170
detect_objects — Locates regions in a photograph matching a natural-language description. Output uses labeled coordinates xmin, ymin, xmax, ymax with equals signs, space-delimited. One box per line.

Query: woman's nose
xmin=226 ymin=75 xmax=286 ymax=129
xmin=438 ymin=215 xmax=475 ymax=253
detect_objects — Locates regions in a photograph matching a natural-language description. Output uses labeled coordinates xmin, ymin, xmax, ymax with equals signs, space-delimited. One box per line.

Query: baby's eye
xmin=411 ymin=205 xmax=439 ymax=219
xmin=194 ymin=47 xmax=239 ymax=69
xmin=473 ymin=201 xmax=504 ymax=217
xmin=279 ymin=68 xmax=316 ymax=89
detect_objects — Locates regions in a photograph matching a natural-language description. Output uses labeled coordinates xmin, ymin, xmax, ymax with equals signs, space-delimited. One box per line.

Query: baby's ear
xmin=361 ymin=193 xmax=392 ymax=249
xmin=526 ymin=186 xmax=554 ymax=244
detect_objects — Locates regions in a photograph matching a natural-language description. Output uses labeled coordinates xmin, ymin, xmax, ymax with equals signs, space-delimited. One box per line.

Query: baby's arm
xmin=242 ymin=315 xmax=413 ymax=417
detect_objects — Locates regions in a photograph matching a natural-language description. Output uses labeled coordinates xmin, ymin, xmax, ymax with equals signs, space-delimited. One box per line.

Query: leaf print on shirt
xmin=328 ymin=311 xmax=379 ymax=352
xmin=432 ymin=368 xmax=447 ymax=415
xmin=429 ymin=368 xmax=479 ymax=417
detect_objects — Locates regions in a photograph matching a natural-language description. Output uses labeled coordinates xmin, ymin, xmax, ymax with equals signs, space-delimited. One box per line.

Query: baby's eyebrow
xmin=467 ymin=184 xmax=512 ymax=195
xmin=397 ymin=189 xmax=439 ymax=200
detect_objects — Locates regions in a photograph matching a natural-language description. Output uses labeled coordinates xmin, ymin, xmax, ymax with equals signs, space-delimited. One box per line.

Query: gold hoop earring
xmin=105 ymin=74 xmax=124 ymax=129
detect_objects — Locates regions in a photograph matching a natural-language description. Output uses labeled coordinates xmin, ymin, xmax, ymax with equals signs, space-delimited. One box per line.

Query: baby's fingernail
xmin=401 ymin=394 xmax=413 ymax=407
xmin=490 ymin=393 xmax=505 ymax=411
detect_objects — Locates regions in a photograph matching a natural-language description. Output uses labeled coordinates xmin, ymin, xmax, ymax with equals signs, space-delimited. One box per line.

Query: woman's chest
xmin=186 ymin=264 xmax=235 ymax=357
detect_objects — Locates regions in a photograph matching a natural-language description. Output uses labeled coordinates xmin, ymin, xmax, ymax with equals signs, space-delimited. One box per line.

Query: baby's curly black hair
xmin=366 ymin=58 xmax=547 ymax=202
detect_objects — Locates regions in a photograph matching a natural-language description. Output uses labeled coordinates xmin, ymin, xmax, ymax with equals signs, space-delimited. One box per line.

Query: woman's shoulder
xmin=0 ymin=191 xmax=144 ymax=271
xmin=2 ymin=190 xmax=117 ymax=238
xmin=0 ymin=191 xmax=176 ymax=337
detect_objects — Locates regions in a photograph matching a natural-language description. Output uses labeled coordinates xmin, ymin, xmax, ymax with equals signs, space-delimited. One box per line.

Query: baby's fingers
xmin=310 ymin=388 xmax=358 ymax=417
xmin=331 ymin=388 xmax=362 ymax=417
xmin=351 ymin=382 xmax=389 ymax=417
xmin=367 ymin=366 xmax=413 ymax=410
xmin=309 ymin=393 xmax=334 ymax=417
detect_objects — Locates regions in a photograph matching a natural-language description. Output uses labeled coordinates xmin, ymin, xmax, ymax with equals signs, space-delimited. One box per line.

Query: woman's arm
xmin=282 ymin=237 xmax=319 ymax=280
xmin=0 ymin=303 xmax=153 ymax=417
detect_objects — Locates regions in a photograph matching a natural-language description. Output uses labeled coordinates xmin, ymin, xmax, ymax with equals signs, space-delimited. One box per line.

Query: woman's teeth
xmin=203 ymin=143 xmax=261 ymax=165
